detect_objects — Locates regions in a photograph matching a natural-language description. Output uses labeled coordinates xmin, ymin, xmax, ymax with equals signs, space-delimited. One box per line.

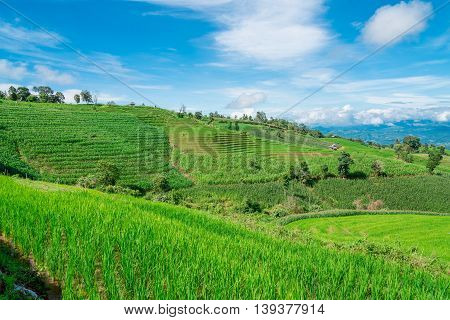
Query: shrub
xmin=367 ymin=200 xmax=384 ymax=211
xmin=97 ymin=161 xmax=120 ymax=186
xmin=320 ymin=165 xmax=330 ymax=179
xmin=240 ymin=198 xmax=262 ymax=213
xmin=353 ymin=197 xmax=384 ymax=210
xmin=426 ymin=149 xmax=443 ymax=174
xmin=338 ymin=152 xmax=353 ymax=178
xmin=100 ymin=185 xmax=140 ymax=196
xmin=371 ymin=160 xmax=386 ymax=177
xmin=267 ymin=204 xmax=290 ymax=218
xmin=152 ymin=174 xmax=171 ymax=192
xmin=76 ymin=174 xmax=98 ymax=189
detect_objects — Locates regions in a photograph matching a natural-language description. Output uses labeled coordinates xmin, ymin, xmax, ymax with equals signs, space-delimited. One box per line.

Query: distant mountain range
xmin=314 ymin=120 xmax=450 ymax=148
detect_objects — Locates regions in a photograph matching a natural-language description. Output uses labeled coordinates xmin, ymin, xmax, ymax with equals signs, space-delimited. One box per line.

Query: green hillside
xmin=0 ymin=175 xmax=448 ymax=299
xmin=1 ymin=100 xmax=449 ymax=300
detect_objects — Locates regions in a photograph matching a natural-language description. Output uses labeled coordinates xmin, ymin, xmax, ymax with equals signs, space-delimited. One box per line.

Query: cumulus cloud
xmin=0 ymin=82 xmax=21 ymax=91
xmin=135 ymin=0 xmax=330 ymax=64
xmin=63 ymin=89 xmax=128 ymax=104
xmin=227 ymin=92 xmax=267 ymax=110
xmin=361 ymin=1 xmax=433 ymax=46
xmin=292 ymin=104 xmax=450 ymax=126
xmin=34 ymin=65 xmax=75 ymax=85
xmin=0 ymin=59 xmax=28 ymax=80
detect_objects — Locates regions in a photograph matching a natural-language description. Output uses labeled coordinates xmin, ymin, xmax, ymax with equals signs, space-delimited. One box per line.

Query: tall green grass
xmin=287 ymin=214 xmax=450 ymax=263
xmin=314 ymin=176 xmax=450 ymax=213
xmin=0 ymin=175 xmax=448 ymax=299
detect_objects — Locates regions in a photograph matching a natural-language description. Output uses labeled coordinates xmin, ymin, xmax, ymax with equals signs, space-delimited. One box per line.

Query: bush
xmin=426 ymin=149 xmax=443 ymax=174
xmin=97 ymin=161 xmax=120 ymax=186
xmin=152 ymin=174 xmax=171 ymax=192
xmin=240 ymin=198 xmax=262 ymax=214
xmin=100 ymin=185 xmax=140 ymax=196
xmin=338 ymin=152 xmax=353 ymax=178
xmin=266 ymin=204 xmax=290 ymax=218
xmin=371 ymin=160 xmax=386 ymax=177
xmin=353 ymin=197 xmax=384 ymax=210
xmin=76 ymin=174 xmax=98 ymax=189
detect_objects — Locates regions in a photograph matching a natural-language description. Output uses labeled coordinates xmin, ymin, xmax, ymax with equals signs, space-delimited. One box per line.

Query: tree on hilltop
xmin=33 ymin=86 xmax=54 ymax=103
xmin=74 ymin=94 xmax=80 ymax=104
xmin=8 ymin=86 xmax=18 ymax=101
xmin=80 ymin=90 xmax=93 ymax=104
xmin=17 ymin=87 xmax=31 ymax=101
xmin=403 ymin=136 xmax=421 ymax=152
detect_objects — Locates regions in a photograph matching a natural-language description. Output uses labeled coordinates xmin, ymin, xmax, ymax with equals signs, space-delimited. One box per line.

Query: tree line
xmin=0 ymin=86 xmax=100 ymax=105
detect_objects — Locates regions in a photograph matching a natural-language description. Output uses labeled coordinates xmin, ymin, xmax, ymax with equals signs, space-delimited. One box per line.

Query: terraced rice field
xmin=0 ymin=175 xmax=448 ymax=299
xmin=287 ymin=213 xmax=450 ymax=263
xmin=0 ymin=104 xmax=173 ymax=185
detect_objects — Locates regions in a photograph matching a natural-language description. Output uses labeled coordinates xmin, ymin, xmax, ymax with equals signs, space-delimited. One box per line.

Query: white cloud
xmin=436 ymin=111 xmax=450 ymax=122
xmin=214 ymin=0 xmax=329 ymax=64
xmin=291 ymin=104 xmax=450 ymax=126
xmin=361 ymin=1 xmax=433 ymax=46
xmin=327 ymin=76 xmax=450 ymax=94
xmin=0 ymin=20 xmax=63 ymax=55
xmin=0 ymin=82 xmax=21 ymax=92
xmin=34 ymin=65 xmax=75 ymax=85
xmin=231 ymin=108 xmax=256 ymax=119
xmin=135 ymin=0 xmax=330 ymax=65
xmin=63 ymin=89 xmax=128 ymax=104
xmin=227 ymin=92 xmax=267 ymax=109
xmin=0 ymin=59 xmax=28 ymax=80
xmin=293 ymin=68 xmax=336 ymax=88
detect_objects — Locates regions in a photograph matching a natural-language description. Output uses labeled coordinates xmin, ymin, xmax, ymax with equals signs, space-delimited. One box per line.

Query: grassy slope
xmin=0 ymin=175 xmax=448 ymax=299
xmin=2 ymin=100 xmax=448 ymax=188
xmin=287 ymin=214 xmax=450 ymax=263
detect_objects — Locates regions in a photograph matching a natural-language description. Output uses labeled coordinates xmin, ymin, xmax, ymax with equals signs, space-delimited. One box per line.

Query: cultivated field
xmin=287 ymin=213 xmax=450 ymax=263
xmin=0 ymin=100 xmax=449 ymax=300
xmin=0 ymin=175 xmax=448 ymax=299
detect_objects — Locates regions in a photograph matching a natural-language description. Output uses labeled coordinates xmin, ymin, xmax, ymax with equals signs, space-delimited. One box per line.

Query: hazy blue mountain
xmin=314 ymin=120 xmax=450 ymax=148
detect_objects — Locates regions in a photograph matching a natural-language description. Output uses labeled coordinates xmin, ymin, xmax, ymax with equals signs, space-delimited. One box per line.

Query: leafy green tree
xmin=234 ymin=122 xmax=240 ymax=131
xmin=74 ymin=94 xmax=80 ymax=104
xmin=8 ymin=86 xmax=18 ymax=101
xmin=17 ymin=87 xmax=31 ymax=101
xmin=426 ymin=149 xmax=443 ymax=174
xmin=403 ymin=136 xmax=421 ymax=152
xmin=26 ymin=95 xmax=39 ymax=102
xmin=255 ymin=111 xmax=267 ymax=123
xmin=54 ymin=92 xmax=65 ymax=104
xmin=284 ymin=161 xmax=314 ymax=186
xmin=194 ymin=111 xmax=203 ymax=120
xmin=97 ymin=161 xmax=120 ymax=186
xmin=338 ymin=152 xmax=353 ymax=178
xmin=0 ymin=90 xmax=6 ymax=99
xmin=227 ymin=122 xmax=232 ymax=130
xmin=33 ymin=86 xmax=54 ymax=103
xmin=80 ymin=90 xmax=93 ymax=104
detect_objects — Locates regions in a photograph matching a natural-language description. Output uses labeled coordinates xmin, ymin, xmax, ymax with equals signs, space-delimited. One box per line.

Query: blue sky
xmin=0 ymin=0 xmax=449 ymax=126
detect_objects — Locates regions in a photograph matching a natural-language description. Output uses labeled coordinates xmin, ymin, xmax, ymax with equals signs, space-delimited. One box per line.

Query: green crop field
xmin=0 ymin=175 xmax=448 ymax=299
xmin=287 ymin=214 xmax=450 ymax=263
xmin=0 ymin=100 xmax=449 ymax=300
